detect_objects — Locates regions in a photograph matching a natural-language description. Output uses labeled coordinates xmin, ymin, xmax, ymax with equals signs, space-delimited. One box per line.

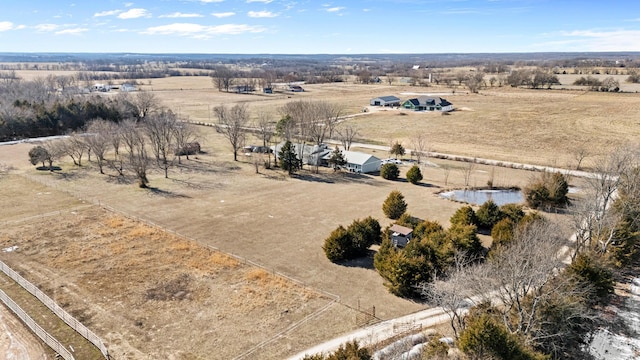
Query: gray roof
xmin=415 ymin=96 xmax=452 ymax=107
xmin=373 ymin=95 xmax=401 ymax=102
xmin=390 ymin=224 xmax=413 ymax=236
xmin=342 ymin=151 xmax=381 ymax=166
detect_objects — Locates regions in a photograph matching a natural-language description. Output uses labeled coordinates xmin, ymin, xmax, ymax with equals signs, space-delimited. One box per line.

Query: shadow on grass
xmin=146 ymin=186 xmax=191 ymax=199
xmin=35 ymin=166 xmax=62 ymax=171
xmin=339 ymin=249 xmax=376 ymax=270
xmin=293 ymin=170 xmax=382 ymax=186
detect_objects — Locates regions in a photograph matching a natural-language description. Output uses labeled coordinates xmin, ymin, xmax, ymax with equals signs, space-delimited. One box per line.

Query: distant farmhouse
xmin=120 ymin=83 xmax=136 ymax=92
xmin=271 ymin=142 xmax=381 ymax=174
xmin=370 ymin=96 xmax=401 ymax=107
xmin=402 ymin=96 xmax=454 ymax=112
xmin=369 ymin=95 xmax=454 ymax=112
xmin=233 ymin=85 xmax=255 ymax=94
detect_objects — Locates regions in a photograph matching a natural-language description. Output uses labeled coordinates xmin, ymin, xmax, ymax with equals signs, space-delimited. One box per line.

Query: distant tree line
xmin=0 ymin=77 xmax=163 ymax=141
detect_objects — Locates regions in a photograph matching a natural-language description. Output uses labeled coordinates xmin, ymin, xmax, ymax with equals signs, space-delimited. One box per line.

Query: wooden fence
xmin=0 ymin=289 xmax=75 ymax=359
xmin=0 ymin=261 xmax=110 ymax=359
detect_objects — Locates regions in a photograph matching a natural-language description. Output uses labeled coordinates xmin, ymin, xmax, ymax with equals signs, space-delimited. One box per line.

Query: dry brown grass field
xmin=0 ymin=69 xmax=637 ymax=358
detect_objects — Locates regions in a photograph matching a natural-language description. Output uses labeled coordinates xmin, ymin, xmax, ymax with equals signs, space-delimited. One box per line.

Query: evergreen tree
xmin=380 ymin=163 xmax=400 ymax=180
xmin=450 ymin=206 xmax=478 ymax=227
xmin=389 ymin=141 xmax=405 ymax=158
xmin=476 ymin=200 xmax=504 ymax=230
xmin=322 ymin=226 xmax=352 ymax=263
xmin=278 ymin=140 xmax=301 ymax=175
xmin=406 ymin=164 xmax=423 ymax=184
xmin=327 ymin=146 xmax=347 ymax=171
xmin=382 ymin=190 xmax=407 ymax=219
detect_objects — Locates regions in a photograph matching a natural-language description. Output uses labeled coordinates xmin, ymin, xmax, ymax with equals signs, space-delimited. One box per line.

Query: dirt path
xmin=0 ymin=304 xmax=50 ymax=360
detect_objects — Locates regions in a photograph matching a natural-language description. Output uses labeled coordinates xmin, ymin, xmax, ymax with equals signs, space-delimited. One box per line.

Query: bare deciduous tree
xmin=460 ymin=161 xmax=475 ymax=187
xmin=256 ymin=112 xmax=275 ymax=168
xmin=211 ymin=66 xmax=235 ymax=92
xmin=214 ymin=103 xmax=249 ymax=161
xmin=145 ymin=110 xmax=177 ymax=178
xmin=62 ymin=133 xmax=87 ymax=166
xmin=572 ymin=146 xmax=590 ymax=170
xmin=84 ymin=119 xmax=112 ymax=174
xmin=336 ymin=125 xmax=359 ymax=151
xmin=410 ymin=132 xmax=428 ymax=164
xmin=173 ymin=121 xmax=198 ymax=164
xmin=120 ymin=119 xmax=149 ymax=187
xmin=572 ymin=147 xmax=635 ymax=257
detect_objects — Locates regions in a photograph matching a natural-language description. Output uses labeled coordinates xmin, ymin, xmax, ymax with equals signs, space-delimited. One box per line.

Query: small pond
xmin=439 ymin=189 xmax=524 ymax=206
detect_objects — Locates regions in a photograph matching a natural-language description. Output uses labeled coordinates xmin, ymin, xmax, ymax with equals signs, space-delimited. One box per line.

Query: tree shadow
xmin=293 ymin=170 xmax=382 ymax=186
xmin=339 ymin=249 xmax=376 ymax=270
xmin=293 ymin=173 xmax=335 ymax=184
xmin=146 ymin=187 xmax=191 ymax=199
xmin=35 ymin=166 xmax=62 ymax=171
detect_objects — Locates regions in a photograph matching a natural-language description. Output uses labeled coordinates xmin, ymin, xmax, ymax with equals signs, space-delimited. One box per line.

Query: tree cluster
xmin=374 ymin=193 xmax=484 ymax=297
xmin=523 ymin=171 xmax=570 ymax=210
xmin=323 ymin=217 xmax=381 ymax=263
xmin=28 ymin=111 xmax=198 ymax=187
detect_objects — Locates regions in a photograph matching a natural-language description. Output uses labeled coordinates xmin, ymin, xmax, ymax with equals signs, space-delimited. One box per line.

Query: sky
xmin=0 ymin=0 xmax=639 ymax=54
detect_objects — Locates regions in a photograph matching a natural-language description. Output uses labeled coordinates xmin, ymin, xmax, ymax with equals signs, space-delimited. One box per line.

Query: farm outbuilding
xmin=402 ymin=96 xmax=454 ymax=112
xmin=389 ymin=224 xmax=413 ymax=247
xmin=370 ymin=96 xmax=401 ymax=107
xmin=341 ymin=151 xmax=381 ymax=174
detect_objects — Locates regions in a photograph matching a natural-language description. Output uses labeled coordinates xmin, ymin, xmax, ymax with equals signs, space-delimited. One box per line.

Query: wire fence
xmin=0 ymin=261 xmax=110 ymax=359
xmin=0 ymin=289 xmax=75 ymax=360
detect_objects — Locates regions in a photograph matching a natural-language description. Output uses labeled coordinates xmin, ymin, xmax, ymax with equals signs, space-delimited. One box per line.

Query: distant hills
xmin=1 ymin=52 xmax=639 ymax=65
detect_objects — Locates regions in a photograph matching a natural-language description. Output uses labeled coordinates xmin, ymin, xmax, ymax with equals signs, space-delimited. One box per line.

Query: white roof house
xmin=342 ymin=151 xmax=381 ymax=174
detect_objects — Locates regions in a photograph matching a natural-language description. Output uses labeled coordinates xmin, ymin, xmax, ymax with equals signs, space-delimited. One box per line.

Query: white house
xmin=91 ymin=83 xmax=111 ymax=92
xmin=342 ymin=151 xmax=381 ymax=174
xmin=401 ymin=96 xmax=454 ymax=112
xmin=120 ymin=83 xmax=136 ymax=92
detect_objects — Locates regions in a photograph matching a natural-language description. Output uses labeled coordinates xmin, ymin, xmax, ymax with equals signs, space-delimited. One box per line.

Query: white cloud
xmin=34 ymin=23 xmax=60 ymax=32
xmin=200 ymin=0 xmax=224 ymax=2
xmin=326 ymin=7 xmax=344 ymax=12
xmin=55 ymin=28 xmax=88 ymax=35
xmin=247 ymin=0 xmax=273 ymax=3
xmin=118 ymin=8 xmax=151 ymax=19
xmin=0 ymin=21 xmax=14 ymax=31
xmin=553 ymin=29 xmax=640 ymax=51
xmin=124 ymin=2 xmax=134 ymax=7
xmin=212 ymin=12 xmax=236 ymax=18
xmin=248 ymin=10 xmax=278 ymax=18
xmin=160 ymin=12 xmax=204 ymax=18
xmin=142 ymin=22 xmax=265 ymax=38
xmin=94 ymin=9 xmax=122 ymax=17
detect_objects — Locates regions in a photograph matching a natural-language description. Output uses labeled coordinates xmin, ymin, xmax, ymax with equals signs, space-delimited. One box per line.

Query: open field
xmin=101 ymin=76 xmax=640 ymax=168
xmin=0 ymin=69 xmax=637 ymax=358
xmin=0 ymin=121 xmax=582 ymax=358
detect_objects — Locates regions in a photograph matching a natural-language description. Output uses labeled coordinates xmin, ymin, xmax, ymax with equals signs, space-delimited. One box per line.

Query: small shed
xmin=402 ymin=96 xmax=454 ymax=112
xmin=370 ymin=96 xmax=401 ymax=107
xmin=342 ymin=151 xmax=381 ymax=174
xmin=389 ymin=224 xmax=413 ymax=248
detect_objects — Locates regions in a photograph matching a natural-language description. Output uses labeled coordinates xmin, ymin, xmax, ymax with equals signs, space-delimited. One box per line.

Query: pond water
xmin=439 ymin=189 xmax=524 ymax=206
